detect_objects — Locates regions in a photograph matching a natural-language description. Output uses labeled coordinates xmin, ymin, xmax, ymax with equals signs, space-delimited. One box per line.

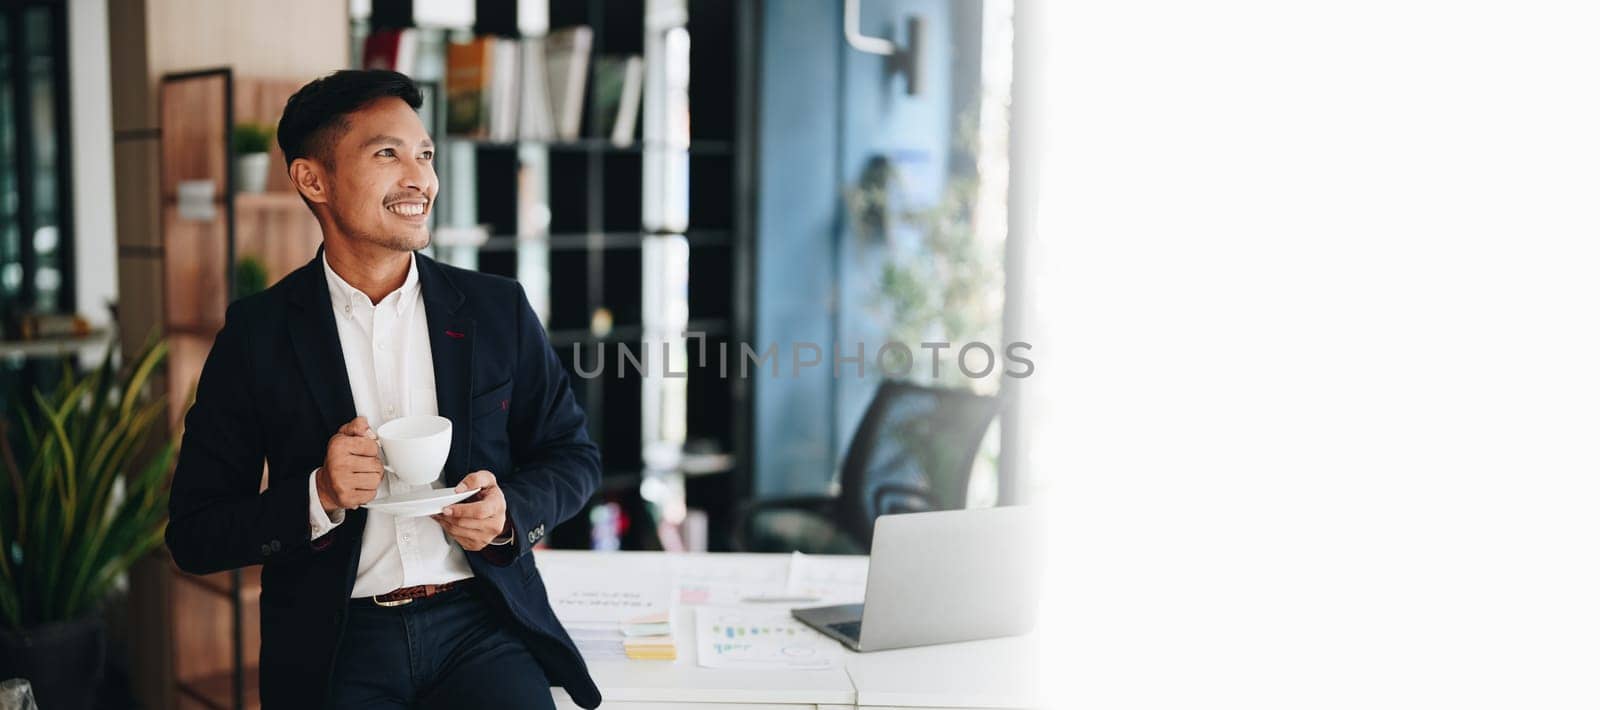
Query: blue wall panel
xmin=754 ymin=0 xmax=976 ymax=496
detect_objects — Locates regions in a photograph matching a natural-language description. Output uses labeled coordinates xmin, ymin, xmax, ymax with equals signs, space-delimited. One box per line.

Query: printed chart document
xmin=674 ymin=556 xmax=788 ymax=605
xmin=674 ymin=552 xmax=868 ymax=606
xmin=544 ymin=555 xmax=673 ymax=659
xmin=544 ymin=555 xmax=670 ymax=623
xmin=695 ymin=606 xmax=844 ymax=670
xmin=784 ymin=551 xmax=869 ymax=603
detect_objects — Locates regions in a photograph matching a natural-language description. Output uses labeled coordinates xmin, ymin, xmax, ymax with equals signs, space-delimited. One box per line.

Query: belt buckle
xmin=373 ymin=595 xmax=413 ymax=608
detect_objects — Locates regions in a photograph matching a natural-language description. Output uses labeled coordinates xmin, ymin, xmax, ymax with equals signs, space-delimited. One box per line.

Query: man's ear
xmin=289 ymin=157 xmax=330 ymax=206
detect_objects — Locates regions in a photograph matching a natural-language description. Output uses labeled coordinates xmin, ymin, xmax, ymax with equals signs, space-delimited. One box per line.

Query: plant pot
xmin=234 ymin=151 xmax=270 ymax=193
xmin=0 ymin=616 xmax=105 ymax=710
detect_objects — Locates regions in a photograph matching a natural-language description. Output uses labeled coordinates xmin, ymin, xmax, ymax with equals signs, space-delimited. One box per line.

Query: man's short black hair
xmin=277 ymin=69 xmax=423 ymax=172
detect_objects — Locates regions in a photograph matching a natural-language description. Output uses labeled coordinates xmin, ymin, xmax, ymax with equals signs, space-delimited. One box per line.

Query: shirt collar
xmin=322 ymin=251 xmax=422 ymax=316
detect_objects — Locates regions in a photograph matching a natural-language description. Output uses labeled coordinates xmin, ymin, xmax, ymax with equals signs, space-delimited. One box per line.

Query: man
xmin=165 ymin=70 xmax=602 ymax=709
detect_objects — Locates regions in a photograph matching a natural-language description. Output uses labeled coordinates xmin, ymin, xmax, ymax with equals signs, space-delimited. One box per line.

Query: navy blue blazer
xmin=164 ymin=251 xmax=603 ymax=709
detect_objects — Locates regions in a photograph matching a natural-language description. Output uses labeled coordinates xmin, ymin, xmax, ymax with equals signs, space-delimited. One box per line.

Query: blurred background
xmin=0 ymin=0 xmax=1042 ymax=707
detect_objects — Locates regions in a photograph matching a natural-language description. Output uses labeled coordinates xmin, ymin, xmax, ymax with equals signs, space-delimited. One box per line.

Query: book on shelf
xmin=446 ymin=36 xmax=495 ymax=137
xmin=544 ymin=26 xmax=594 ymax=141
xmin=489 ymin=37 xmax=521 ymax=142
xmin=435 ymin=26 xmax=678 ymax=151
xmin=518 ymin=36 xmax=555 ymax=141
xmin=614 ymin=55 xmax=645 ymax=147
xmin=362 ymin=27 xmax=419 ymax=76
xmin=443 ymin=27 xmax=645 ymax=146
xmin=593 ymin=55 xmax=644 ymax=147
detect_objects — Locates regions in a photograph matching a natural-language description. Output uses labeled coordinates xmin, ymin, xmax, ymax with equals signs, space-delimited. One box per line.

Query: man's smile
xmin=385 ymin=198 xmax=429 ymax=218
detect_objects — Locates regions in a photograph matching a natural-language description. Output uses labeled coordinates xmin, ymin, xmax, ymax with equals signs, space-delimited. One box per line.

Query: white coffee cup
xmin=376 ymin=415 xmax=452 ymax=486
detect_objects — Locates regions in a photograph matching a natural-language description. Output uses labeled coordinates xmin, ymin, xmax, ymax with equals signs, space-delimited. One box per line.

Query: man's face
xmin=319 ymin=97 xmax=438 ymax=252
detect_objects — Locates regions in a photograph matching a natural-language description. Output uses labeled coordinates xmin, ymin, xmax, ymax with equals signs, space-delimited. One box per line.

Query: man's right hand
xmin=316 ymin=417 xmax=383 ymax=515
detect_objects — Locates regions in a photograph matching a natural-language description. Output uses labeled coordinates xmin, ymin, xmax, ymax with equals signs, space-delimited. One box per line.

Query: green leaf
xmin=3 ymin=338 xmax=173 ymax=629
xmin=120 ymin=340 xmax=167 ymax=422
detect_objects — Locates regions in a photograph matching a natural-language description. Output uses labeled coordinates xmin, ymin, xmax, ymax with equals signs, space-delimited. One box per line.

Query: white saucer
xmin=363 ymin=487 xmax=481 ymax=517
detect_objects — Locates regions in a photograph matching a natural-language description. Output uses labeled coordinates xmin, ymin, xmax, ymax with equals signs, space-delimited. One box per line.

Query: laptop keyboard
xmin=827 ymin=620 xmax=862 ymax=640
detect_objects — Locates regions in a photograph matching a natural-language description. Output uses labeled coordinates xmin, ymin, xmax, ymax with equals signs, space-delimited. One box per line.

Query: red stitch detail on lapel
xmin=501 ymin=399 xmax=510 ymax=411
xmin=444 ymin=330 xmax=465 ymax=339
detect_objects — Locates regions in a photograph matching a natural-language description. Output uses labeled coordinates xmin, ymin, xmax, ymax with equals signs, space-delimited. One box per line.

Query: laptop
xmin=792 ymin=506 xmax=1041 ymax=652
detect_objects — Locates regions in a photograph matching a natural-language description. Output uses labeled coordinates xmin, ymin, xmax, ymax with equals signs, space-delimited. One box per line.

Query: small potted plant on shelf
xmin=235 ymin=254 xmax=268 ymax=300
xmin=0 ymin=339 xmax=176 ymax=710
xmin=232 ymin=121 xmax=274 ymax=193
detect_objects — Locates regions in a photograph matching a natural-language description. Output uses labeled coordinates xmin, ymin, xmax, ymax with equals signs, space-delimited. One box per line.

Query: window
xmin=0 ymin=0 xmax=73 ymax=324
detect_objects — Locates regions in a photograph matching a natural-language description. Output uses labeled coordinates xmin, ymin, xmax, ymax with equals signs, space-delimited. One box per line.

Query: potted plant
xmin=846 ymin=127 xmax=1003 ymax=386
xmin=232 ymin=121 xmax=274 ymax=193
xmin=0 ymin=339 xmax=175 ymax=710
xmin=235 ymin=254 xmax=269 ymax=300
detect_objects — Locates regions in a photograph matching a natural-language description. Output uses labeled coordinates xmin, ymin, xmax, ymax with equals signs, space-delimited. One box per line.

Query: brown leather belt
xmin=369 ymin=578 xmax=473 ymax=607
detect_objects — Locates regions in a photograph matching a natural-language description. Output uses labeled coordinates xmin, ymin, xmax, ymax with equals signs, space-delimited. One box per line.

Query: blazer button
xmin=260 ymin=543 xmax=272 ymax=557
xmin=534 ymin=524 xmax=545 ymax=539
xmin=270 ymin=539 xmax=282 ymax=552
xmin=527 ymin=529 xmax=536 ymax=544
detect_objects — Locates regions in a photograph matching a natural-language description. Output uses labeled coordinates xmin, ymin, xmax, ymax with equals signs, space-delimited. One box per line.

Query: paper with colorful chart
xmin=694 ymin=607 xmax=844 ymax=670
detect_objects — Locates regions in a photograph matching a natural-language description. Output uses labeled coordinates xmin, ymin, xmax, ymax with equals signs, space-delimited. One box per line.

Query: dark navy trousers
xmin=329 ymin=581 xmax=559 ymax=709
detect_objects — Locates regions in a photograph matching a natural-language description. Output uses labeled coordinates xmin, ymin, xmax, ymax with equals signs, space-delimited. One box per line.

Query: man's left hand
xmin=433 ymin=470 xmax=510 ymax=551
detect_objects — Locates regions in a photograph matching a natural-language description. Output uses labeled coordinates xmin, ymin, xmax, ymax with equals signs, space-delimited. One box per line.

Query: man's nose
xmin=400 ymin=156 xmax=436 ymax=194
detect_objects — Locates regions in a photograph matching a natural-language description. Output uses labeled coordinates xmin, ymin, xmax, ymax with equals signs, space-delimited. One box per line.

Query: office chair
xmin=734 ymin=379 xmax=1002 ymax=554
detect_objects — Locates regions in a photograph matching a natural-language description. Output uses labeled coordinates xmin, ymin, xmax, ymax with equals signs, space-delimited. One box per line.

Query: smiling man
xmin=164 ymin=70 xmax=601 ymax=709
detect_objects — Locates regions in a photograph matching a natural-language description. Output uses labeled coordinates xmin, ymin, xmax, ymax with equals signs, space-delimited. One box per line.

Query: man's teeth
xmin=387 ymin=202 xmax=426 ymax=216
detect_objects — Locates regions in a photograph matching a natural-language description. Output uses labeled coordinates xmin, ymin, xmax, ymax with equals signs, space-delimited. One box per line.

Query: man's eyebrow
xmin=360 ymin=134 xmax=433 ymax=150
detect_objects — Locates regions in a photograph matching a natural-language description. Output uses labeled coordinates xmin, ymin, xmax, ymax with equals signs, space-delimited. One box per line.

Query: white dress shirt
xmin=307 ymin=253 xmax=477 ymax=598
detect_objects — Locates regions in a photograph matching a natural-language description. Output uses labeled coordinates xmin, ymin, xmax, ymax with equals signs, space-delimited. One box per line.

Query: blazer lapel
xmin=286 ymin=250 xmax=370 ymax=588
xmin=286 ymin=249 xmax=358 ymax=436
xmin=417 ymin=253 xmax=474 ymax=487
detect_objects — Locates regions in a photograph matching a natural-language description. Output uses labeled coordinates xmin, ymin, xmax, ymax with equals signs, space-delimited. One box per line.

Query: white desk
xmin=538 ymin=551 xmax=1037 ymax=710
xmin=843 ymin=635 xmax=1040 ymax=709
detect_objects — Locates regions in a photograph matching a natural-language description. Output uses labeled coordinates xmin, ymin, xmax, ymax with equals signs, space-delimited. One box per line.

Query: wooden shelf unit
xmin=159 ymin=68 xmax=322 ymax=710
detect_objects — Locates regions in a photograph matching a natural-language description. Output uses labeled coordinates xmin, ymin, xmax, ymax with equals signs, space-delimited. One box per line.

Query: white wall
xmin=145 ymin=0 xmax=350 ymax=80
xmin=69 ymin=0 xmax=116 ymax=328
xmin=1038 ymin=0 xmax=1600 ymax=707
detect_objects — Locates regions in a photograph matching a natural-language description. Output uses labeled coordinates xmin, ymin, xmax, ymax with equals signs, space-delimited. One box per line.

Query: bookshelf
xmin=356 ymin=0 xmax=754 ymax=551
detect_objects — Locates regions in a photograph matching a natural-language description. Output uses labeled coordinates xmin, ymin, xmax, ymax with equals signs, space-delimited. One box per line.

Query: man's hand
xmin=432 ymin=470 xmax=510 ymax=552
xmin=316 ymin=417 xmax=383 ymax=514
